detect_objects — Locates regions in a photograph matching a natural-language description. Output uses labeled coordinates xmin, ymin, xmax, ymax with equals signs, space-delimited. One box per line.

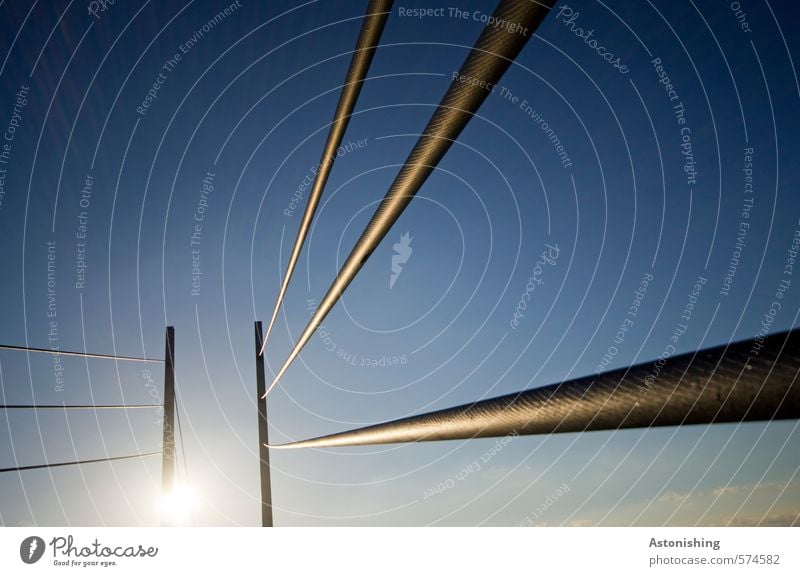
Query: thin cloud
xmin=727 ymin=512 xmax=800 ymax=527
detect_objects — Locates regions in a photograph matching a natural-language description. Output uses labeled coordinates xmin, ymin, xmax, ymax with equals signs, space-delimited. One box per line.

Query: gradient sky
xmin=0 ymin=0 xmax=799 ymax=526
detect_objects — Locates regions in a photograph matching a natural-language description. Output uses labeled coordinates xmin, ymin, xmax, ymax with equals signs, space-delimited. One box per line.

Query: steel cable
xmin=260 ymin=0 xmax=395 ymax=356
xmin=268 ymin=329 xmax=800 ymax=448
xmin=264 ymin=0 xmax=557 ymax=396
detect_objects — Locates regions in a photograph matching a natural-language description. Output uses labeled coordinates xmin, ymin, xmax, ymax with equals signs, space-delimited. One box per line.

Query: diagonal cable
xmin=260 ymin=0 xmax=395 ymax=356
xmin=263 ymin=0 xmax=557 ymax=396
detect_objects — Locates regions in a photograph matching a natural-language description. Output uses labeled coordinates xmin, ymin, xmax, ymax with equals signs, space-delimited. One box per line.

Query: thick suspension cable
xmin=264 ymin=0 xmax=557 ymax=396
xmin=268 ymin=329 xmax=800 ymax=449
xmin=260 ymin=0 xmax=395 ymax=356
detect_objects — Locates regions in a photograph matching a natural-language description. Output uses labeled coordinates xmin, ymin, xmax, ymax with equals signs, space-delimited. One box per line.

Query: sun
xmin=160 ymin=484 xmax=197 ymax=525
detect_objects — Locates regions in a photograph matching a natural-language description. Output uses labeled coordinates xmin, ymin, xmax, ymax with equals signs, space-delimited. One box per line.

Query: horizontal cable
xmin=0 ymin=343 xmax=163 ymax=363
xmin=0 ymin=450 xmax=162 ymax=473
xmin=268 ymin=329 xmax=800 ymax=449
xmin=0 ymin=404 xmax=162 ymax=410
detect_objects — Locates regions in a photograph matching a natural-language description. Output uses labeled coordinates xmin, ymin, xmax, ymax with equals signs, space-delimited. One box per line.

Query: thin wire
xmin=259 ymin=0 xmax=395 ymax=356
xmin=0 ymin=404 xmax=162 ymax=410
xmin=0 ymin=451 xmax=162 ymax=473
xmin=266 ymin=330 xmax=800 ymax=449
xmin=0 ymin=343 xmax=163 ymax=363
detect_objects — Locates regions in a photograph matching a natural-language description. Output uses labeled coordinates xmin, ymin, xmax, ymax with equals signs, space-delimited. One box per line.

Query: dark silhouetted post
xmin=255 ymin=322 xmax=274 ymax=527
xmin=161 ymin=326 xmax=175 ymax=525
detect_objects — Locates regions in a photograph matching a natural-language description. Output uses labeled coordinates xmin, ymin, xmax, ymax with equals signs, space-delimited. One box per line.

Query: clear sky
xmin=0 ymin=0 xmax=799 ymax=526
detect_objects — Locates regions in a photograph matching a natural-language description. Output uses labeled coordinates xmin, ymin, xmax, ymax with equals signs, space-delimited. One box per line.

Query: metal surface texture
xmin=269 ymin=329 xmax=800 ymax=449
xmin=264 ymin=0 xmax=557 ymax=396
xmin=260 ymin=0 xmax=395 ymax=356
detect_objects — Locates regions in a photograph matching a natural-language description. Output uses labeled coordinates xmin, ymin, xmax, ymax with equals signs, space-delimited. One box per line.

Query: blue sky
xmin=0 ymin=0 xmax=799 ymax=526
